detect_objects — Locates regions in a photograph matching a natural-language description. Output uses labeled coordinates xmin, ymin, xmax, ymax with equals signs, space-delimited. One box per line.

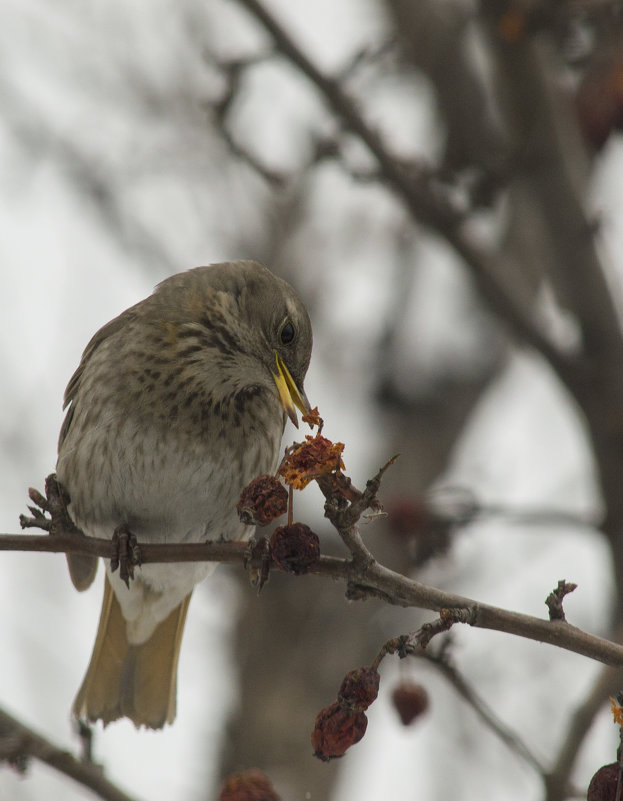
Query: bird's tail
xmin=73 ymin=575 xmax=191 ymax=729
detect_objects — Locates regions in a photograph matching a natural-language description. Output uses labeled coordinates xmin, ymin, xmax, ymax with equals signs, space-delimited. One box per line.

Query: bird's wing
xmin=58 ymin=305 xmax=138 ymax=449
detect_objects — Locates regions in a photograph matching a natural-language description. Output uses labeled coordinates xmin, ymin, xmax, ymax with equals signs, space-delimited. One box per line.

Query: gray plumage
xmin=57 ymin=261 xmax=312 ymax=727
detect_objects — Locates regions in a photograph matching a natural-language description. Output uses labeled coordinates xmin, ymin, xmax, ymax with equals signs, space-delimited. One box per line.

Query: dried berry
xmin=311 ymin=701 xmax=368 ymax=761
xmin=338 ymin=667 xmax=380 ymax=713
xmin=302 ymin=406 xmax=324 ymax=429
xmin=218 ymin=769 xmax=281 ymax=801
xmin=391 ymin=681 xmax=429 ymax=726
xmin=611 ymin=696 xmax=623 ymax=726
xmin=237 ymin=475 xmax=288 ymax=526
xmin=278 ymin=433 xmax=345 ymax=490
xmin=270 ymin=523 xmax=320 ymax=574
xmin=587 ymin=762 xmax=619 ymax=801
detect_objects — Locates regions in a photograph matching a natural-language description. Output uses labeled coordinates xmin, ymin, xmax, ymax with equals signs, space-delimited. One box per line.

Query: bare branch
xmin=209 ymin=56 xmax=288 ymax=187
xmin=0 ymin=707 xmax=141 ymax=801
xmin=371 ymin=609 xmax=475 ymax=670
xmin=0 ymin=530 xmax=254 ymax=564
xmin=423 ymin=647 xmax=549 ymax=778
xmin=3 ymin=525 xmax=623 ymax=668
xmin=233 ymin=0 xmax=576 ymax=388
xmin=6 ymin=463 xmax=623 ymax=700
xmin=481 ymin=3 xmax=623 ymax=367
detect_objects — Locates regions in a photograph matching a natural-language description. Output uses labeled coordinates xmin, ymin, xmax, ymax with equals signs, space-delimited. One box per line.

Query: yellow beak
xmin=272 ymin=351 xmax=310 ymax=428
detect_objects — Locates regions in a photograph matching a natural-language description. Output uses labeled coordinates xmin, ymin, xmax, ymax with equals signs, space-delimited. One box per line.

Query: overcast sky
xmin=2 ymin=2 xmax=623 ymax=799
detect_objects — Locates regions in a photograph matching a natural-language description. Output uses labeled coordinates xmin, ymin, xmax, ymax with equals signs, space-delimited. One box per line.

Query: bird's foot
xmin=110 ymin=525 xmax=141 ymax=588
xmin=243 ymin=535 xmax=272 ymax=593
xmin=20 ymin=473 xmax=84 ymax=539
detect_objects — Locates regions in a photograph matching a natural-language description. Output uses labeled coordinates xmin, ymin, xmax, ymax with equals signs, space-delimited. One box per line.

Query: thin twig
xmin=371 ymin=609 xmax=476 ymax=670
xmin=315 ymin=455 xmax=397 ymax=565
xmin=423 ymin=649 xmax=548 ymax=777
xmin=0 ymin=707 xmax=140 ymax=801
xmin=372 ymin=619 xmax=558 ymax=782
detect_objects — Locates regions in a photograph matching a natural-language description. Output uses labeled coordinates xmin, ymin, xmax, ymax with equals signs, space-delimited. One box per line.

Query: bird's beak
xmin=272 ymin=351 xmax=310 ymax=428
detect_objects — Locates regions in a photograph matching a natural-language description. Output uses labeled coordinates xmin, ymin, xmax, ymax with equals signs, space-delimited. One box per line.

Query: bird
xmin=56 ymin=261 xmax=312 ymax=729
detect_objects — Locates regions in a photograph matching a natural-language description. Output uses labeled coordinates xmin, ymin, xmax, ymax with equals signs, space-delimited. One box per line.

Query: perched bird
xmin=56 ymin=261 xmax=312 ymax=729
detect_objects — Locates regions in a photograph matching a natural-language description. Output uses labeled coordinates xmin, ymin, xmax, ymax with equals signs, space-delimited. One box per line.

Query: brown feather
xmin=73 ymin=575 xmax=192 ymax=729
xmin=59 ymin=306 xmax=139 ymax=449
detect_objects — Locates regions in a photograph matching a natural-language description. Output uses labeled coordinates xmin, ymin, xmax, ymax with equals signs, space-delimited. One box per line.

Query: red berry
xmin=387 ymin=498 xmax=429 ymax=538
xmin=391 ymin=681 xmax=429 ymax=726
xmin=311 ymin=701 xmax=368 ymax=761
xmin=338 ymin=667 xmax=380 ymax=712
xmin=218 ymin=769 xmax=281 ymax=801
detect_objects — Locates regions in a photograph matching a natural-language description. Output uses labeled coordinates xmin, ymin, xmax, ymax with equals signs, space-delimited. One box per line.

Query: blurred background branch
xmin=3 ymin=0 xmax=623 ymax=799
xmin=0 ymin=707 xmax=139 ymax=801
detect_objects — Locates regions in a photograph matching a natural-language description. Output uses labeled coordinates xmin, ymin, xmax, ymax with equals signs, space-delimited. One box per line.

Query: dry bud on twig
xmin=545 ymin=580 xmax=577 ymax=622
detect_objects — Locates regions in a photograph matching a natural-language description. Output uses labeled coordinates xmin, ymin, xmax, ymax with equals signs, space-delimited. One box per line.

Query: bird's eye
xmin=280 ymin=320 xmax=295 ymax=345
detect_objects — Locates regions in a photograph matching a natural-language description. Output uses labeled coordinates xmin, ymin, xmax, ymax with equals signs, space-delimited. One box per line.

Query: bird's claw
xmin=20 ymin=474 xmax=83 ymax=538
xmin=111 ymin=525 xmax=141 ymax=588
xmin=243 ymin=535 xmax=272 ymax=593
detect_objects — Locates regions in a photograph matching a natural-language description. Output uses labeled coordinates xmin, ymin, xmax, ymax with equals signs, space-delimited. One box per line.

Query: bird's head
xmin=151 ymin=260 xmax=313 ymax=427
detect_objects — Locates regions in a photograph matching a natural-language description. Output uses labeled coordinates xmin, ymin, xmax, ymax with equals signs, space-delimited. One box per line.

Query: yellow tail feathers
xmin=73 ymin=575 xmax=191 ymax=729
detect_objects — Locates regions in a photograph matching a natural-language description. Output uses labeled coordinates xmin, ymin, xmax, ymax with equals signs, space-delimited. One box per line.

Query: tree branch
xmin=423 ymin=648 xmax=548 ymax=777
xmin=3 ymin=527 xmax=623 ymax=668
xmin=0 ymin=707 xmax=140 ymax=801
xmin=234 ymin=0 xmax=575 ymax=384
